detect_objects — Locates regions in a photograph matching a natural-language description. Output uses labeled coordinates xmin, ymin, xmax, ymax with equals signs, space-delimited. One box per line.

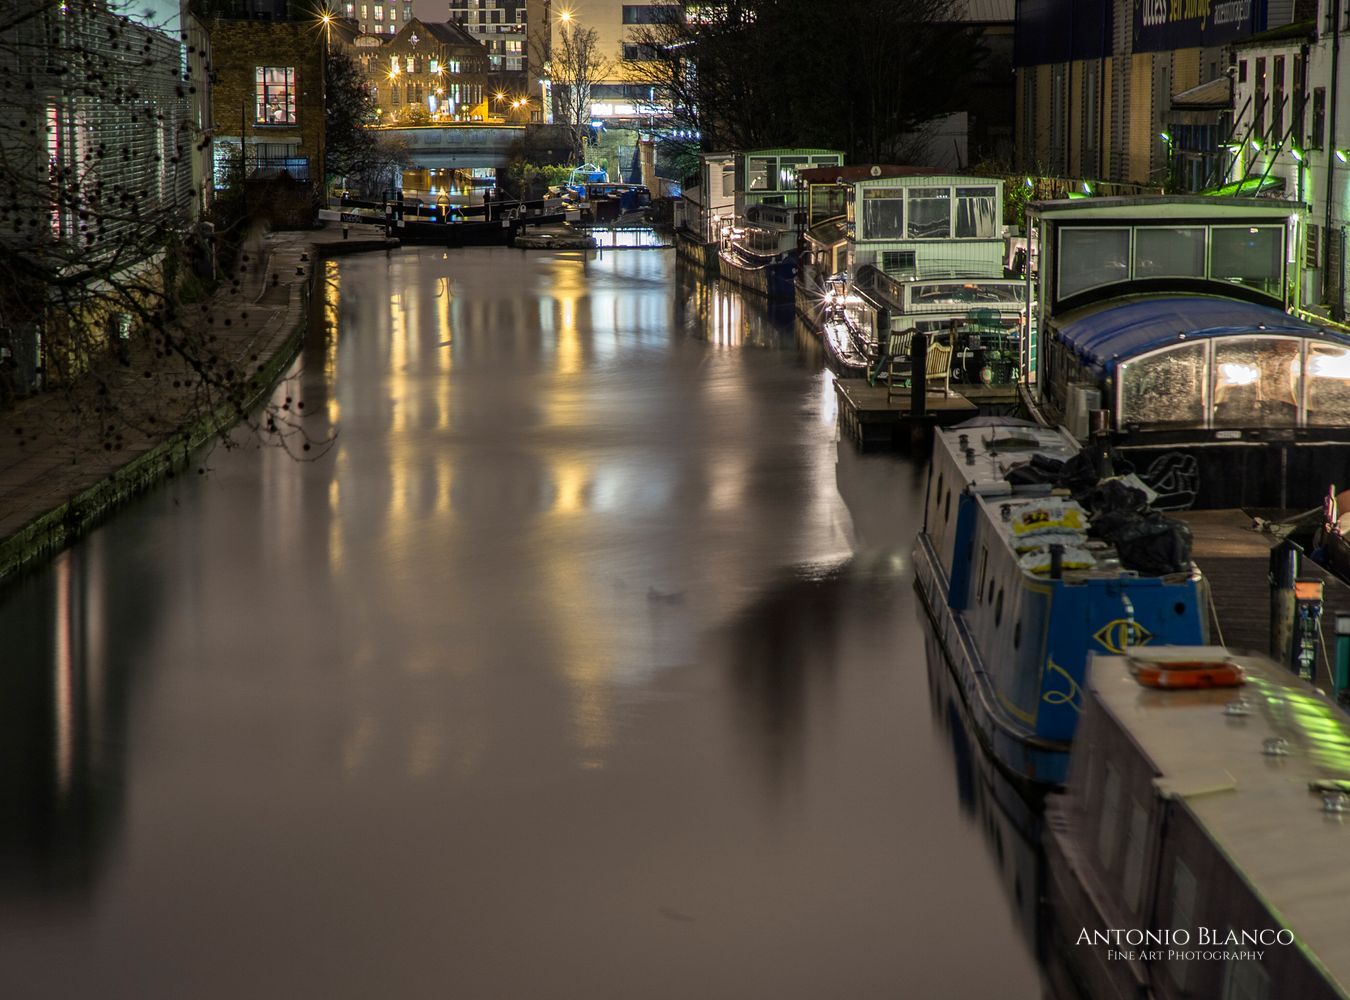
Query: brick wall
xmin=208 ymin=18 xmax=326 ymax=220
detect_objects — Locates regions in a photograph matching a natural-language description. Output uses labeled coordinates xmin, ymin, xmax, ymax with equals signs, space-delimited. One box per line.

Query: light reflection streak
xmin=54 ymin=555 xmax=73 ymax=797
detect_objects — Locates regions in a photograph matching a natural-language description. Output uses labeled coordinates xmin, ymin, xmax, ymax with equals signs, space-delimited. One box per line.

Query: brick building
xmin=205 ymin=16 xmax=326 ymax=221
xmin=351 ymin=19 xmax=491 ymax=123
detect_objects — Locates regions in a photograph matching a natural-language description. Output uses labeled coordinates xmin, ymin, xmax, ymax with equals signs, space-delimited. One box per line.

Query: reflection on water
xmin=920 ymin=606 xmax=1086 ymax=1000
xmin=1 ymin=250 xmax=1046 ymax=997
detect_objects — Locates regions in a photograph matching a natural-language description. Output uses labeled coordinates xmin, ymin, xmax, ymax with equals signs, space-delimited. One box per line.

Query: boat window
xmin=1221 ymin=955 xmax=1272 ymax=1000
xmin=1012 ymin=619 xmax=1021 ymax=648
xmin=1212 ymin=337 xmax=1300 ymax=429
xmin=954 ymin=187 xmax=997 ymax=238
xmin=994 ymin=587 xmax=1003 ymax=627
xmin=1134 ymin=226 xmax=1206 ymax=279
xmin=747 ymin=157 xmax=774 ymax=190
xmin=907 ymin=188 xmax=951 ymax=239
xmin=944 ymin=488 xmax=951 ymax=523
xmin=1168 ymin=860 xmax=1199 ymax=989
xmin=1210 ymin=225 xmax=1284 ymax=297
xmin=810 ymin=185 xmax=846 ymax=220
xmin=1058 ymin=227 xmax=1130 ymax=298
xmin=1119 ymin=341 xmax=1207 ymax=430
xmin=1303 ymin=342 xmax=1350 ymax=425
xmin=977 ymin=545 xmax=988 ymax=602
xmin=1097 ymin=762 xmax=1122 ymax=866
xmin=1121 ymin=799 xmax=1149 ymax=914
xmin=862 ymin=188 xmax=905 ymax=240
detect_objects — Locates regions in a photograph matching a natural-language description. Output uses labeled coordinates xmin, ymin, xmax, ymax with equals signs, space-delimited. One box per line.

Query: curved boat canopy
xmin=1056 ymin=295 xmax=1340 ymax=378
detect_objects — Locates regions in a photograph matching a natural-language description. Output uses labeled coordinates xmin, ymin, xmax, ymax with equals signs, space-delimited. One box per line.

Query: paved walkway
xmin=0 ymin=221 xmax=395 ymax=582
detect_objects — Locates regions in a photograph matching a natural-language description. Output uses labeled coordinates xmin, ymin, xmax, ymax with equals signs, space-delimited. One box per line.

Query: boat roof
xmin=1028 ymin=194 xmax=1305 ymax=221
xmin=935 ymin=418 xmax=1191 ymax=581
xmin=1055 ymin=295 xmax=1342 ymax=377
xmin=935 ymin=418 xmax=1076 ymax=486
xmin=1090 ymin=649 xmax=1350 ymax=995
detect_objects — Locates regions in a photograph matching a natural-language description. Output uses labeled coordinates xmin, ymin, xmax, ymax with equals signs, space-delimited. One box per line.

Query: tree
xmin=325 ymin=48 xmax=378 ymax=183
xmin=0 ymin=0 xmax=320 ymax=456
xmin=546 ymin=23 xmax=612 ymax=165
xmin=627 ymin=0 xmax=982 ymax=165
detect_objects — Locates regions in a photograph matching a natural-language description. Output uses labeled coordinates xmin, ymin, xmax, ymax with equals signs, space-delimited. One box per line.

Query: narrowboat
xmin=1045 ymin=646 xmax=1350 ymax=1000
xmin=1027 ymin=196 xmax=1350 ymax=510
xmin=913 ymin=417 xmax=1209 ymax=787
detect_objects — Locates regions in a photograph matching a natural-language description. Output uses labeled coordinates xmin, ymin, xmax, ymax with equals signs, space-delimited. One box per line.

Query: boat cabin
xmin=839 ymin=170 xmax=1005 ymax=280
xmin=1028 ymin=196 xmax=1350 ymax=508
xmin=733 ymin=148 xmax=845 ymax=221
xmin=1047 ymin=647 xmax=1350 ymax=1000
xmin=673 ymin=152 xmax=735 ymax=244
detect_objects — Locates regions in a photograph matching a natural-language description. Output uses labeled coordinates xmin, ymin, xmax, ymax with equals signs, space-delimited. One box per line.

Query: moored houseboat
xmin=796 ymin=169 xmax=1019 ymax=379
xmin=914 ymin=417 xmax=1208 ymax=787
xmin=1027 ymin=195 xmax=1350 ymax=510
xmin=709 ymin=148 xmax=845 ymax=299
xmin=1045 ymin=646 xmax=1350 ymax=1000
xmin=673 ymin=153 xmax=735 ymax=272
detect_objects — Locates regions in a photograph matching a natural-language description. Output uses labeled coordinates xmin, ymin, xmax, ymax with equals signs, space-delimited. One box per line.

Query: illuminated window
xmin=1212 ymin=337 xmax=1300 ymax=429
xmin=907 ymin=187 xmax=951 ymax=239
xmin=1120 ymin=341 xmax=1206 ymax=430
xmin=1305 ymin=342 xmax=1350 ymax=425
xmin=954 ymin=187 xmax=997 ymax=238
xmin=862 ymin=188 xmax=904 ymax=239
xmin=255 ymin=66 xmax=296 ymax=125
xmin=374 ymin=4 xmax=383 ymax=19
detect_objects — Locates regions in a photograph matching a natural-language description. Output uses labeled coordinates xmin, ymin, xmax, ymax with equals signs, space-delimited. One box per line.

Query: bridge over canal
xmin=375 ymin=122 xmax=571 ymax=171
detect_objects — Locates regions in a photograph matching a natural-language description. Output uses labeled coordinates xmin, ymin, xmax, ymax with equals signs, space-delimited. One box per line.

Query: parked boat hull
xmin=717 ymin=247 xmax=797 ymax=300
xmin=914 ymin=531 xmax=1071 ymax=788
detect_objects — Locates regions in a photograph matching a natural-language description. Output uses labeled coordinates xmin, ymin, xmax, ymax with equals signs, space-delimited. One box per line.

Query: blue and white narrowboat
xmin=913 ymin=418 xmax=1209 ymax=787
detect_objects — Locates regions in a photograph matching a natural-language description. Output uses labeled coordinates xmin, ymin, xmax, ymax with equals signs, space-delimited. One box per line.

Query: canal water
xmin=0 ymin=248 xmax=1055 ymax=997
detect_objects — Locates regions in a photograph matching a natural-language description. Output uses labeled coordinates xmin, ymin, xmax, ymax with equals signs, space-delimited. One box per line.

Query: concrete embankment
xmin=0 ymin=226 xmax=397 ymax=589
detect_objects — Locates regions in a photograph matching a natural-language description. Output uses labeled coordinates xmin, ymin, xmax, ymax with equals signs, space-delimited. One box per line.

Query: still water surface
xmin=0 ymin=248 xmax=1049 ymax=997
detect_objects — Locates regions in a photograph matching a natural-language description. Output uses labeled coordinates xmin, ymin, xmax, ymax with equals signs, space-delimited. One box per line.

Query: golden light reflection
xmin=707 ymin=453 xmax=745 ymax=511
xmin=324 ymin=261 xmax=341 ymax=424
xmin=54 ymin=555 xmax=73 ymax=797
xmin=328 ymin=475 xmax=344 ymax=571
xmin=541 ymin=544 xmax=614 ymax=766
xmin=436 ymin=276 xmax=453 ymax=428
xmin=551 ymin=457 xmax=589 ymax=515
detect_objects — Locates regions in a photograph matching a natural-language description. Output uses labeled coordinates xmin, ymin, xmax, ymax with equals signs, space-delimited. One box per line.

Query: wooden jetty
xmin=834 ymin=379 xmax=975 ymax=450
xmin=1177 ymin=508 xmax=1350 ymax=671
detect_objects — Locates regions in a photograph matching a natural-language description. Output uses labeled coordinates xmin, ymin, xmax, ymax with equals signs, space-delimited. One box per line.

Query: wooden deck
xmin=1176 ymin=509 xmax=1350 ymax=668
xmin=834 ymin=379 xmax=976 ymax=450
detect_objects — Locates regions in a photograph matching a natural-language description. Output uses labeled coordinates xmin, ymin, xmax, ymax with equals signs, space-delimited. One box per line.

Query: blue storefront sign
xmin=1133 ymin=0 xmax=1267 ymax=53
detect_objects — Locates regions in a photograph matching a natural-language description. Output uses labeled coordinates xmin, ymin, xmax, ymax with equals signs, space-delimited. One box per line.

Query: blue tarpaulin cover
xmin=1055 ymin=296 xmax=1348 ymax=376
